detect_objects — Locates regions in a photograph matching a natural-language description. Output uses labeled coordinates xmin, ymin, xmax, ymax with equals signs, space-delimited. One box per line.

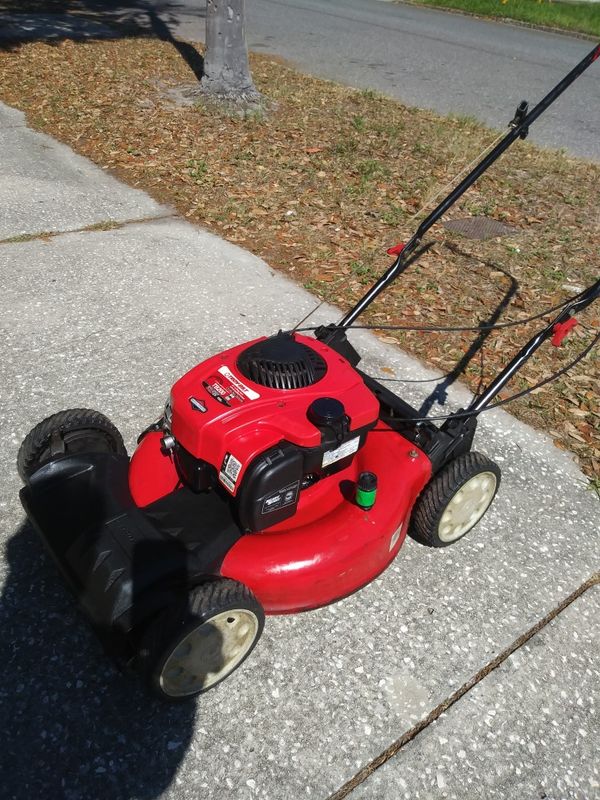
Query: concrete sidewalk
xmin=0 ymin=102 xmax=598 ymax=800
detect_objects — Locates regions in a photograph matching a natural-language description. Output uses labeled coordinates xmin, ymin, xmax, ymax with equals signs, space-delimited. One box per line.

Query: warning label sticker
xmin=322 ymin=436 xmax=360 ymax=468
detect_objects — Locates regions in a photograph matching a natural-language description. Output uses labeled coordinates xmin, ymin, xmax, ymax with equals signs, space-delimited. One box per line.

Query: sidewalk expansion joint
xmin=328 ymin=572 xmax=600 ymax=800
xmin=0 ymin=213 xmax=177 ymax=245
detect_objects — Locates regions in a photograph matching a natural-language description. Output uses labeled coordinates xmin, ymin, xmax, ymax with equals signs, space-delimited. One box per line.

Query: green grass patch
xmin=0 ymin=231 xmax=47 ymax=244
xmin=407 ymin=0 xmax=600 ymax=38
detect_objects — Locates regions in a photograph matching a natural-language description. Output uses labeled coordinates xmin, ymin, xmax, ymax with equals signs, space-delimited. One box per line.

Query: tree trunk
xmin=202 ymin=0 xmax=259 ymax=101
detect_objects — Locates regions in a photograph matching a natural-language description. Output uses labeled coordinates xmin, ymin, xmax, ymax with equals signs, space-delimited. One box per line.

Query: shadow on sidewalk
xmin=0 ymin=521 xmax=196 ymax=799
xmin=418 ymin=254 xmax=519 ymax=416
xmin=0 ymin=0 xmax=205 ymax=80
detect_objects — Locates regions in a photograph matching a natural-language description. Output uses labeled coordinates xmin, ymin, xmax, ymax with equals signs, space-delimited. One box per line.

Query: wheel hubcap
xmin=159 ymin=609 xmax=259 ymax=697
xmin=438 ymin=471 xmax=497 ymax=543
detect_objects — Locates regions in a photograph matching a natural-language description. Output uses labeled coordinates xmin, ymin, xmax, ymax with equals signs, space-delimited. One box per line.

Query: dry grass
xmin=0 ymin=37 xmax=598 ymax=480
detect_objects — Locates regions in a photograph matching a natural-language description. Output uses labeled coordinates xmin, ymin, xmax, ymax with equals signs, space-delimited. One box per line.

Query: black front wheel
xmin=137 ymin=578 xmax=265 ymax=701
xmin=17 ymin=408 xmax=127 ymax=481
xmin=409 ymin=451 xmax=501 ymax=548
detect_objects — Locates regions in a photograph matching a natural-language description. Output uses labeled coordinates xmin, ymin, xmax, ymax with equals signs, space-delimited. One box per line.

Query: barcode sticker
xmin=223 ymin=453 xmax=242 ymax=482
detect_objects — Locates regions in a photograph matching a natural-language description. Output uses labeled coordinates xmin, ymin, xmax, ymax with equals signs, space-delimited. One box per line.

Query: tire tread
xmin=409 ymin=451 xmax=500 ymax=548
xmin=17 ymin=407 xmax=126 ymax=481
xmin=138 ymin=577 xmax=264 ymax=701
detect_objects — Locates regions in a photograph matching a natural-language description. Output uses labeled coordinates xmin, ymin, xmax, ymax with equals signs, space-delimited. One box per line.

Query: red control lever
xmin=386 ymin=243 xmax=405 ymax=256
xmin=551 ymin=317 xmax=578 ymax=346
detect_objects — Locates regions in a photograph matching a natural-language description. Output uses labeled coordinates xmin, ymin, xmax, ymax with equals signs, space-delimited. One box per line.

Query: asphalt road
xmin=3 ymin=1 xmax=598 ymax=158
xmin=165 ymin=0 xmax=600 ymax=160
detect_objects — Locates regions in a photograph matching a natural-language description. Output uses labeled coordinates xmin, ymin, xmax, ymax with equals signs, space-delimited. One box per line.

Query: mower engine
xmin=157 ymin=332 xmax=379 ymax=531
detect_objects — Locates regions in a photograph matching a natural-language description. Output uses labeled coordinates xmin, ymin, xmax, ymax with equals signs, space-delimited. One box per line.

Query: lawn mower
xmin=18 ymin=44 xmax=600 ymax=700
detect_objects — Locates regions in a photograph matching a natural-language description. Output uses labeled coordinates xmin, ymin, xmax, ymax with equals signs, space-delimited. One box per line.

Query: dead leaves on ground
xmin=0 ymin=37 xmax=597 ymax=478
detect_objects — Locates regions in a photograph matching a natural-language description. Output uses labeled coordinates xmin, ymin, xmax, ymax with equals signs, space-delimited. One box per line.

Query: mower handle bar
xmin=466 ymin=276 xmax=600 ymax=414
xmin=338 ymin=42 xmax=600 ymax=329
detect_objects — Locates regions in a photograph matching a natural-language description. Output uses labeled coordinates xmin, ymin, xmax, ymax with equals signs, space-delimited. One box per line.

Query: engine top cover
xmin=237 ymin=333 xmax=327 ymax=390
xmin=168 ymin=332 xmax=379 ymax=497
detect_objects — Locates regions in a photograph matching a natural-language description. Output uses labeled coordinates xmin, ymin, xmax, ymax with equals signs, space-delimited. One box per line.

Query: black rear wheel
xmin=137 ymin=578 xmax=265 ymax=701
xmin=409 ymin=451 xmax=501 ymax=548
xmin=17 ymin=408 xmax=126 ymax=481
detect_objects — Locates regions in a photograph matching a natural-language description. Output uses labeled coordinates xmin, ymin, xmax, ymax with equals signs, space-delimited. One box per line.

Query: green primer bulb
xmin=356 ymin=471 xmax=377 ymax=510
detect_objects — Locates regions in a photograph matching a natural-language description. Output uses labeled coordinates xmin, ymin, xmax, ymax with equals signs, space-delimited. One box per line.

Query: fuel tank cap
xmin=307 ymin=397 xmax=346 ymax=428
